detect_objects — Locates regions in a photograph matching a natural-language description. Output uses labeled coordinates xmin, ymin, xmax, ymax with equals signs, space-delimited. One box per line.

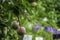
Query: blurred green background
xmin=0 ymin=0 xmax=60 ymax=40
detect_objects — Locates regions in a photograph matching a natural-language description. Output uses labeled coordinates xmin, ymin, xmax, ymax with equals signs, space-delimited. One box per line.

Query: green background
xmin=0 ymin=0 xmax=60 ymax=40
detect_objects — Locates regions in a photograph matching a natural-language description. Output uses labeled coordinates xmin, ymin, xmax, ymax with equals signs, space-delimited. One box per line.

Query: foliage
xmin=0 ymin=0 xmax=60 ymax=40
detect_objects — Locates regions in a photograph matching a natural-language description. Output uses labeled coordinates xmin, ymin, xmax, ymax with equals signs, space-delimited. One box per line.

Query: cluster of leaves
xmin=0 ymin=0 xmax=60 ymax=40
